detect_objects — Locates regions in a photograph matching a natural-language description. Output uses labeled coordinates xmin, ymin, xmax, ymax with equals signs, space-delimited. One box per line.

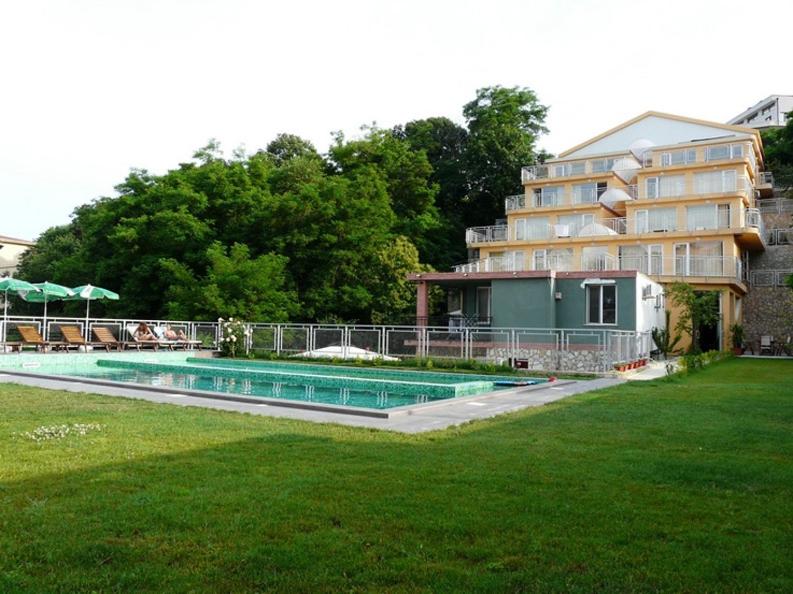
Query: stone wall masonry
xmin=743 ymin=286 xmax=793 ymax=345
xmin=489 ymin=347 xmax=612 ymax=373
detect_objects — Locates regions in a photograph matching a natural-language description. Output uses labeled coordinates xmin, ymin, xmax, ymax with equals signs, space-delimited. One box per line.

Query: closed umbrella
xmin=0 ymin=278 xmax=40 ymax=344
xmin=66 ymin=285 xmax=120 ymax=340
xmin=20 ymin=282 xmax=75 ymax=340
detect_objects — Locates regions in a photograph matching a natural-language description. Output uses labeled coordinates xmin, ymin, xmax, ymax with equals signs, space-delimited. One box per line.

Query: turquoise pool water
xmin=0 ymin=354 xmax=543 ymax=410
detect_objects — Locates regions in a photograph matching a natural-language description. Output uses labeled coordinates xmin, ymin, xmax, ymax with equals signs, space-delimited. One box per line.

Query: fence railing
xmin=0 ymin=315 xmax=653 ymax=372
xmin=453 ymin=254 xmax=743 ymax=280
xmin=767 ymin=228 xmax=793 ymax=245
xmin=749 ymin=269 xmax=793 ymax=287
xmin=757 ymin=197 xmax=793 ymax=213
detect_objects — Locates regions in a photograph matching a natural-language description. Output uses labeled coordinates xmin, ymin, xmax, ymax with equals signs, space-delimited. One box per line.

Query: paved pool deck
xmin=0 ymin=372 xmax=624 ymax=433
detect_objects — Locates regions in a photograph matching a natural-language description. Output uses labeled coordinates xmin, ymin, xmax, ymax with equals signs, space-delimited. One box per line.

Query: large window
xmin=556 ymin=213 xmax=595 ymax=237
xmin=634 ymin=207 xmax=677 ymax=233
xmin=586 ymin=284 xmax=617 ymax=325
xmin=694 ymin=170 xmax=737 ymax=194
xmin=705 ymin=144 xmax=743 ymax=162
xmin=533 ymin=186 xmax=563 ymax=207
xmin=645 ymin=175 xmax=685 ymax=199
xmin=660 ymin=148 xmax=696 ymax=166
xmin=573 ymin=182 xmax=607 ymax=204
xmin=619 ymin=245 xmax=663 ymax=275
xmin=591 ymin=158 xmax=615 ymax=173
xmin=514 ymin=216 xmax=550 ymax=240
xmin=553 ymin=161 xmax=585 ymax=177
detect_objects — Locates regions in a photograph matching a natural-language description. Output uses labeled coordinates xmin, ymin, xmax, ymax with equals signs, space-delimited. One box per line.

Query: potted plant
xmin=730 ymin=323 xmax=745 ymax=355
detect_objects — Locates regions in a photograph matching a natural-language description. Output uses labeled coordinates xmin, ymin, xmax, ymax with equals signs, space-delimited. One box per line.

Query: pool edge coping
xmin=0 ymin=369 xmax=576 ymax=419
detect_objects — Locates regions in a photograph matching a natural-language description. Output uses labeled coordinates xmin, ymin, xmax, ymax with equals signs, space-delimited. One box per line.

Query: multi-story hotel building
xmin=410 ymin=112 xmax=771 ymax=351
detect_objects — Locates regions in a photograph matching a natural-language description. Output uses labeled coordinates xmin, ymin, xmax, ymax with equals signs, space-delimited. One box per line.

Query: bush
xmin=218 ymin=318 xmax=248 ymax=358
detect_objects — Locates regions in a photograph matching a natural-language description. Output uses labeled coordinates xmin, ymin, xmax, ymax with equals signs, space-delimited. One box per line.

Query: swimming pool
xmin=0 ymin=353 xmax=544 ymax=412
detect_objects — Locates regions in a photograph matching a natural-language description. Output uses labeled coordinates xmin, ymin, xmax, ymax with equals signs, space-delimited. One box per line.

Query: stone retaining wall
xmin=489 ymin=347 xmax=611 ymax=373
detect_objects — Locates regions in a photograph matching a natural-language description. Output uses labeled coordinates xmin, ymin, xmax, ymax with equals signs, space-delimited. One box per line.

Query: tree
xmin=329 ymin=127 xmax=443 ymax=265
xmin=399 ymin=117 xmax=470 ymax=268
xmin=666 ymin=283 xmax=720 ymax=354
xmin=161 ymin=242 xmax=297 ymax=321
xmin=265 ymin=133 xmax=322 ymax=167
xmin=462 ymin=86 xmax=549 ymax=227
xmin=366 ymin=236 xmax=429 ymax=324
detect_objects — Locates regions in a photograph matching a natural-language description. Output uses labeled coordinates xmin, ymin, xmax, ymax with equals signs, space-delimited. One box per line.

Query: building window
xmin=476 ymin=287 xmax=491 ymax=320
xmin=635 ymin=207 xmax=677 ymax=233
xmin=645 ymin=175 xmax=685 ymax=199
xmin=694 ymin=170 xmax=737 ymax=194
xmin=533 ymin=249 xmax=547 ymax=270
xmin=533 ymin=186 xmax=563 ymax=207
xmin=591 ymin=158 xmax=615 ymax=173
xmin=586 ymin=284 xmax=617 ymax=325
xmin=573 ymin=182 xmax=608 ymax=204
xmin=660 ymin=149 xmax=696 ymax=166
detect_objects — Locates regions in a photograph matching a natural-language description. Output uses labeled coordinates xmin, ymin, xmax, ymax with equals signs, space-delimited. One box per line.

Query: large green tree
xmin=17 ymin=86 xmax=551 ymax=323
xmin=462 ymin=86 xmax=549 ymax=227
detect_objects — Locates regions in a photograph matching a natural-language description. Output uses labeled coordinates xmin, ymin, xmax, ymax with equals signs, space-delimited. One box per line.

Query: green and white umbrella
xmin=66 ymin=284 xmax=120 ymax=340
xmin=0 ymin=278 xmax=40 ymax=343
xmin=20 ymin=282 xmax=76 ymax=340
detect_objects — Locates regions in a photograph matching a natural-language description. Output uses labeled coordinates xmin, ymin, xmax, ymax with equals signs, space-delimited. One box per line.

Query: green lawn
xmin=0 ymin=359 xmax=791 ymax=593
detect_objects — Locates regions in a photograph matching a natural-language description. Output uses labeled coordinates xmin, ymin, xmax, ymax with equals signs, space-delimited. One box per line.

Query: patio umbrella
xmin=0 ymin=278 xmax=40 ymax=343
xmin=66 ymin=284 xmax=120 ymax=340
xmin=20 ymin=282 xmax=76 ymax=340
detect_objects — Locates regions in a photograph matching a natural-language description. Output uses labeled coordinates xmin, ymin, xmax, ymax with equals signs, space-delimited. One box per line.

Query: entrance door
xmin=696 ymin=291 xmax=721 ymax=352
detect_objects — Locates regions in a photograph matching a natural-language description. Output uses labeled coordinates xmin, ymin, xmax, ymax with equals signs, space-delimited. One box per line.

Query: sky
xmin=1 ymin=0 xmax=791 ymax=241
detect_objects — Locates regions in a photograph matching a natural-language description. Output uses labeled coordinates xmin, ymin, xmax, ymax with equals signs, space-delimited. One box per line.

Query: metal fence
xmin=0 ymin=315 xmax=653 ymax=372
xmin=749 ymin=269 xmax=793 ymax=287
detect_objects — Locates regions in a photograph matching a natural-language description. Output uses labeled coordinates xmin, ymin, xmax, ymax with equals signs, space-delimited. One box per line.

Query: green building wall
xmin=490 ymin=279 xmax=556 ymax=328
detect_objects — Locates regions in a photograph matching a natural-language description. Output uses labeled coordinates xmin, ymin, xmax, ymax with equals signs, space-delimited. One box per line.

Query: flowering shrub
xmin=19 ymin=423 xmax=104 ymax=442
xmin=218 ymin=317 xmax=249 ymax=358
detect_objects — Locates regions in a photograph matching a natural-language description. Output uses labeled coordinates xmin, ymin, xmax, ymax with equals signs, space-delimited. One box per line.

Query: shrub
xmin=218 ymin=318 xmax=248 ymax=358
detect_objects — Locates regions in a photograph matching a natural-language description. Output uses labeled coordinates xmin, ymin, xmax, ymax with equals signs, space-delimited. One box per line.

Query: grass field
xmin=1 ymin=358 xmax=791 ymax=592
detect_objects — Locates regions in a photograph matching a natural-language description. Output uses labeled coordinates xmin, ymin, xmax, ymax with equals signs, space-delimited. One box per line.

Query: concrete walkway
xmin=0 ymin=373 xmax=624 ymax=434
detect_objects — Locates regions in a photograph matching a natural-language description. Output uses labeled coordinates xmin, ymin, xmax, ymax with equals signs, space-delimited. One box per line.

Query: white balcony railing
xmin=638 ymin=175 xmax=754 ymax=201
xmin=643 ymin=141 xmax=756 ymax=171
xmin=465 ymin=225 xmax=509 ymax=244
xmin=466 ymin=219 xmax=628 ymax=244
xmin=467 ymin=207 xmax=765 ymax=245
xmin=505 ymin=186 xmax=638 ymax=211
xmin=453 ymin=254 xmax=743 ymax=280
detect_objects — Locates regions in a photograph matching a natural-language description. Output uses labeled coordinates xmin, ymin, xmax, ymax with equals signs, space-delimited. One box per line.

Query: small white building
xmin=728 ymin=95 xmax=793 ymax=129
xmin=0 ymin=235 xmax=35 ymax=278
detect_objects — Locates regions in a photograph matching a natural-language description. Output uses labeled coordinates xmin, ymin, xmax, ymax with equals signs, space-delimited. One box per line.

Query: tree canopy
xmin=17 ymin=86 xmax=550 ymax=323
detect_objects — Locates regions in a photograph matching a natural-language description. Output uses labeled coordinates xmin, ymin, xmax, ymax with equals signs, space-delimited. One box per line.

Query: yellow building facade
xmin=460 ymin=112 xmax=770 ymax=351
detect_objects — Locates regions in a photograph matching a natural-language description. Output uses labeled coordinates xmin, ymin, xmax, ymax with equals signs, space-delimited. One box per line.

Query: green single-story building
xmin=408 ymin=270 xmax=664 ymax=333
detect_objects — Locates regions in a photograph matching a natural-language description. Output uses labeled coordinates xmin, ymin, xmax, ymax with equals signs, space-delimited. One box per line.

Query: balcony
xmin=465 ymin=225 xmax=508 ymax=244
xmin=521 ymin=156 xmax=629 ymax=182
xmin=637 ymin=175 xmax=754 ymax=201
xmin=466 ymin=219 xmax=628 ymax=244
xmin=452 ymin=254 xmax=743 ymax=281
xmin=643 ymin=141 xmax=756 ymax=171
xmin=505 ymin=186 xmax=638 ymax=211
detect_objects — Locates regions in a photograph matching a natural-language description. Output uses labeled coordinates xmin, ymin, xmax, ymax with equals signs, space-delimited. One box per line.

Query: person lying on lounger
xmin=133 ymin=322 xmax=157 ymax=341
xmin=163 ymin=324 xmax=188 ymax=341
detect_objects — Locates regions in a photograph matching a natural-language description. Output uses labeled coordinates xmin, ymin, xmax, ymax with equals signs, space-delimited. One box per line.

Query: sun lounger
xmin=91 ymin=327 xmax=124 ymax=351
xmin=13 ymin=325 xmax=69 ymax=353
xmin=59 ymin=324 xmax=114 ymax=352
xmin=152 ymin=325 xmax=202 ymax=350
xmin=125 ymin=324 xmax=162 ymax=351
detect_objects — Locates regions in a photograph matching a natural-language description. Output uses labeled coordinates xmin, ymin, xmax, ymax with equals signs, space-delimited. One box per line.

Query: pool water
xmin=0 ymin=354 xmax=544 ymax=411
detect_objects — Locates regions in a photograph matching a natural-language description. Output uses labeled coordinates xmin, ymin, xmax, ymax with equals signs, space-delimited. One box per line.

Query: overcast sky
xmin=2 ymin=0 xmax=791 ymax=241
